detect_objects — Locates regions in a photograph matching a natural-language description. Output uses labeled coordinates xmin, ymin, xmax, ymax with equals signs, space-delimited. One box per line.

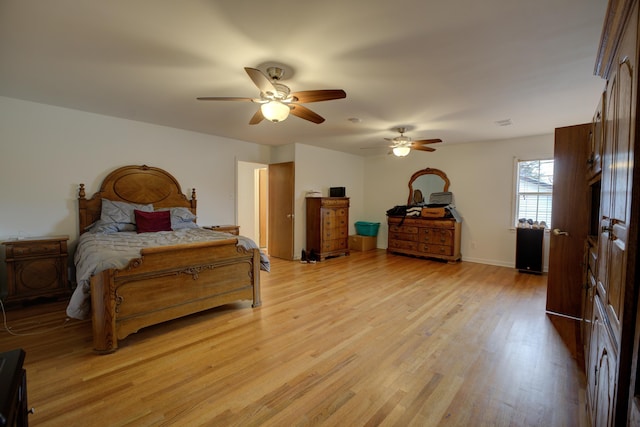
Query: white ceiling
xmin=0 ymin=0 xmax=607 ymax=156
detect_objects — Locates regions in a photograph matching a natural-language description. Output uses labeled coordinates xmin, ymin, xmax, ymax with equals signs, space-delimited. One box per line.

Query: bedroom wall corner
xmin=294 ymin=144 xmax=365 ymax=259
xmin=0 ymin=96 xmax=271 ymax=294
xmin=363 ymin=134 xmax=554 ymax=267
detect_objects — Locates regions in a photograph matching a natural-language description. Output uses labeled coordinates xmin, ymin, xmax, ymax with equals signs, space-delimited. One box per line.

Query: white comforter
xmin=66 ymin=228 xmax=269 ymax=320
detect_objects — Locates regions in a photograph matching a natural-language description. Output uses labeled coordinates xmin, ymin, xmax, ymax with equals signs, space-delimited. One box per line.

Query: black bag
xmin=386 ymin=205 xmax=407 ymax=216
xmin=386 ymin=205 xmax=409 ymax=226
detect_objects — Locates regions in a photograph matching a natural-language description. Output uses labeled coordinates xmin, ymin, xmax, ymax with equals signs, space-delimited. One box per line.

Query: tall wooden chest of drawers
xmin=2 ymin=235 xmax=69 ymax=304
xmin=387 ymin=216 xmax=461 ymax=263
xmin=306 ymin=197 xmax=350 ymax=261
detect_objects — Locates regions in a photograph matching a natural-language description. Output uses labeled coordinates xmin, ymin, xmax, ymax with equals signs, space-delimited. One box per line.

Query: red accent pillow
xmin=134 ymin=210 xmax=172 ymax=233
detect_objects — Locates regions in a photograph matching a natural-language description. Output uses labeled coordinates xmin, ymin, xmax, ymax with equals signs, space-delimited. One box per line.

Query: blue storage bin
xmin=355 ymin=221 xmax=380 ymax=236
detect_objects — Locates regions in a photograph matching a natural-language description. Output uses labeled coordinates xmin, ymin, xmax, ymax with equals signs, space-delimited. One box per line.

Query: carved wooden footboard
xmin=77 ymin=165 xmax=264 ymax=353
xmin=91 ymin=238 xmax=261 ymax=353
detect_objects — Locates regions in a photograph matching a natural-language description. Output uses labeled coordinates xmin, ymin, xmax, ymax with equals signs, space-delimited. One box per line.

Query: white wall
xmin=364 ymin=134 xmax=554 ymax=268
xmin=0 ymin=95 xmax=558 ymax=293
xmin=244 ymin=143 xmax=365 ymax=260
xmin=294 ymin=144 xmax=365 ymax=258
xmin=0 ymin=96 xmax=271 ymax=289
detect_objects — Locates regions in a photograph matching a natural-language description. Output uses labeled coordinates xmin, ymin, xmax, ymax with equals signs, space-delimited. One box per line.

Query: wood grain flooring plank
xmin=0 ymin=250 xmax=587 ymax=426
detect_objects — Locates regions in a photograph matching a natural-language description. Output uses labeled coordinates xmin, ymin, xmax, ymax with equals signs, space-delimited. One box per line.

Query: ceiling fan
xmin=385 ymin=127 xmax=442 ymax=157
xmin=197 ymin=66 xmax=346 ymax=124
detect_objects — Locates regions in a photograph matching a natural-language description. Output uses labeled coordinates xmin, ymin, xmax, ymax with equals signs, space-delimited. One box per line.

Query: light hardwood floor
xmin=1 ymin=249 xmax=587 ymax=426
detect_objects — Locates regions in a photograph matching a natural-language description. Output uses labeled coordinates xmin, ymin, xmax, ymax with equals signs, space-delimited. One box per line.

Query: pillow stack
xmin=86 ymin=199 xmax=197 ymax=233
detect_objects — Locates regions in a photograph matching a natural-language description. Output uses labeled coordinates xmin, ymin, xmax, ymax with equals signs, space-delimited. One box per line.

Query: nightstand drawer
xmin=6 ymin=242 xmax=62 ymax=258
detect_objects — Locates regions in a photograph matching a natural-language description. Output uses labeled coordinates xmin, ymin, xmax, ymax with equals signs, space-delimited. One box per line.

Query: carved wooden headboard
xmin=78 ymin=165 xmax=197 ymax=234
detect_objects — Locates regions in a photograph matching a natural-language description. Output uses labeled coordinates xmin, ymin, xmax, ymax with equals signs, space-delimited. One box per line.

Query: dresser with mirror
xmin=387 ymin=168 xmax=461 ymax=263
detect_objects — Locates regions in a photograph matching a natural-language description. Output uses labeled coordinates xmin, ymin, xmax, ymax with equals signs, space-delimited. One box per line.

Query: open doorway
xmin=237 ymin=160 xmax=295 ymax=259
xmin=237 ymin=161 xmax=268 ymax=249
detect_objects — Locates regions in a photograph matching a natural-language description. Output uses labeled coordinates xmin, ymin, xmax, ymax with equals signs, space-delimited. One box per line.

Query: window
xmin=515 ymin=159 xmax=553 ymax=227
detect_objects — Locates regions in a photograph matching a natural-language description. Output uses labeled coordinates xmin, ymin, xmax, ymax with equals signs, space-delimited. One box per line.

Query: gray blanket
xmin=66 ymin=228 xmax=269 ymax=320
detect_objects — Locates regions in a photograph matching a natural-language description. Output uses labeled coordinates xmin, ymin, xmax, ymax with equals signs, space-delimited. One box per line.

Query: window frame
xmin=511 ymin=157 xmax=554 ymax=229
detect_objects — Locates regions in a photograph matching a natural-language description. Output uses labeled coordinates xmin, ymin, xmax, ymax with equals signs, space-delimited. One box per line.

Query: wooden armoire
xmin=582 ymin=1 xmax=640 ymax=424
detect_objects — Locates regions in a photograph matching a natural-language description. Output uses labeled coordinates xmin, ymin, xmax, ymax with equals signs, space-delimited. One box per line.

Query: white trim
xmin=512 ymin=157 xmax=554 ymax=228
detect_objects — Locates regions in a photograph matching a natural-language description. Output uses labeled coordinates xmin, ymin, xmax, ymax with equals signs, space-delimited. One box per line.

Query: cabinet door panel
xmin=587 ymin=299 xmax=601 ymax=420
xmin=589 ymin=96 xmax=604 ymax=177
xmin=598 ymin=10 xmax=635 ymax=344
xmin=588 ymin=297 xmax=618 ymax=427
xmin=595 ymin=343 xmax=615 ymax=427
xmin=16 ymin=258 xmax=62 ymax=293
xmin=583 ymin=271 xmax=596 ymax=371
xmin=606 ymin=233 xmax=626 ymax=339
xmin=612 ymin=52 xmax=633 ymax=224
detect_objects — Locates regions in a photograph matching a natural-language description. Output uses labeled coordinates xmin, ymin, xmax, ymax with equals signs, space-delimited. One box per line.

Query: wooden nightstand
xmin=2 ymin=235 xmax=69 ymax=305
xmin=203 ymin=225 xmax=240 ymax=236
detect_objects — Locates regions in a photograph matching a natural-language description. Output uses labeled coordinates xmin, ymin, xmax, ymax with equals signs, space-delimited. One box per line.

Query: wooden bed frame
xmin=78 ymin=165 xmax=262 ymax=353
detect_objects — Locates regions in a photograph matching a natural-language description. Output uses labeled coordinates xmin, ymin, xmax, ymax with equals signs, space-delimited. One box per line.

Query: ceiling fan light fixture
xmin=392 ymin=146 xmax=411 ymax=157
xmin=261 ymin=100 xmax=290 ymax=122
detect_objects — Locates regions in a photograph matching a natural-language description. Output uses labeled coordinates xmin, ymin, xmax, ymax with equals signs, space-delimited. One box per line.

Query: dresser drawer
xmin=322 ymin=208 xmax=346 ymax=218
xmin=388 ymin=239 xmax=418 ymax=251
xmin=323 ymin=214 xmax=348 ymax=228
xmin=319 ymin=198 xmax=350 ymax=208
xmin=323 ymin=239 xmax=348 ymax=252
xmin=419 ymin=228 xmax=453 ymax=245
xmin=420 ymin=243 xmax=453 ymax=256
xmin=323 ymin=227 xmax=348 ymax=240
xmin=425 ymin=220 xmax=455 ymax=229
xmin=389 ymin=232 xmax=419 ymax=242
xmin=389 ymin=224 xmax=419 ymax=234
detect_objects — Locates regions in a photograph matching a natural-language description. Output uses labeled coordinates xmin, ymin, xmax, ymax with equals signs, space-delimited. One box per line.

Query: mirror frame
xmin=407 ymin=167 xmax=450 ymax=205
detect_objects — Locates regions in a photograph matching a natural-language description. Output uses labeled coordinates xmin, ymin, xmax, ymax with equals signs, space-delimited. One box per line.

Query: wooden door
xmin=268 ymin=162 xmax=295 ymax=260
xmin=546 ymin=124 xmax=590 ymax=317
xmin=259 ymin=168 xmax=267 ymax=248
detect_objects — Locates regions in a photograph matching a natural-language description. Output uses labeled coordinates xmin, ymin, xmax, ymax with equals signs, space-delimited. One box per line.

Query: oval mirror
xmin=407 ymin=168 xmax=450 ymax=205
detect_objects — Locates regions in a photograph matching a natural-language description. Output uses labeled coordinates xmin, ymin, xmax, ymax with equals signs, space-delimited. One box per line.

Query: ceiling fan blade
xmin=197 ymin=97 xmax=254 ymax=101
xmin=412 ymin=145 xmax=436 ymax=152
xmin=244 ymin=67 xmax=278 ymax=96
xmin=290 ymin=104 xmax=325 ymax=124
xmin=413 ymin=138 xmax=443 ymax=145
xmin=249 ymin=108 xmax=265 ymax=125
xmin=291 ymin=90 xmax=346 ymax=103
